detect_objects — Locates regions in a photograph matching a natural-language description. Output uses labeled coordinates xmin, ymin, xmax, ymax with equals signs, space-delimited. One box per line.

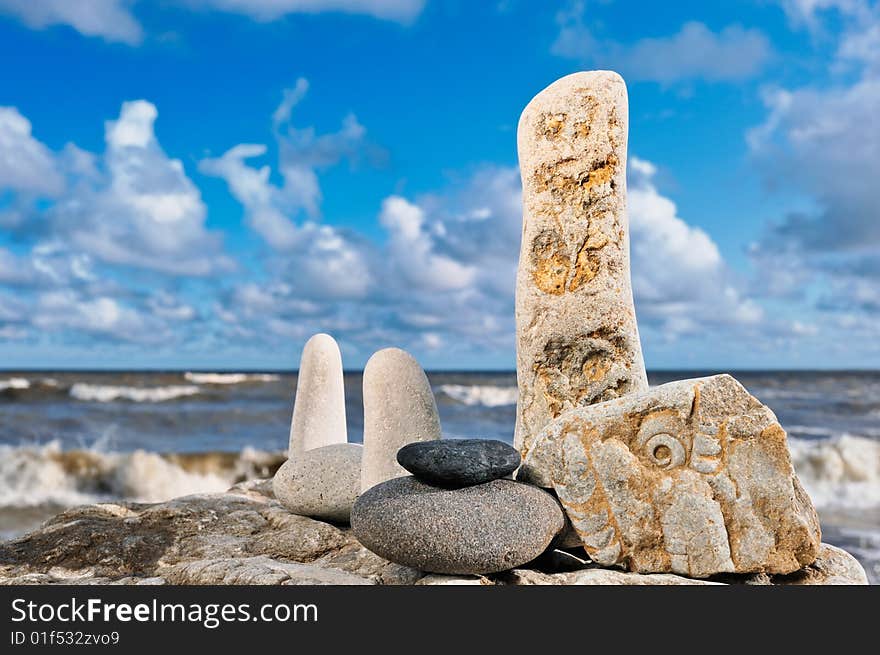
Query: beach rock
xmin=758 ymin=543 xmax=868 ymax=585
xmin=521 ymin=374 xmax=822 ymax=578
xmin=0 ymin=484 xmax=865 ymax=585
xmin=273 ymin=443 xmax=362 ymax=523
xmin=515 ymin=71 xmax=648 ymax=459
xmin=504 ymin=568 xmax=723 ymax=586
xmin=162 ymin=556 xmax=374 ymax=585
xmin=396 ymin=439 xmax=520 ymax=487
xmin=288 ymin=333 xmax=347 ymax=456
xmin=351 ymin=476 xmax=564 ymax=575
xmin=311 ymin=543 xmax=424 ymax=585
xmin=361 ymin=348 xmax=441 ymax=492
xmin=0 ymin=490 xmax=356 ymax=583
xmin=415 ymin=574 xmax=494 ymax=585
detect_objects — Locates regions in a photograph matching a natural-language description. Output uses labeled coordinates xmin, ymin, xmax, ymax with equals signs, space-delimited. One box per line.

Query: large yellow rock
xmin=521 ymin=374 xmax=822 ymax=578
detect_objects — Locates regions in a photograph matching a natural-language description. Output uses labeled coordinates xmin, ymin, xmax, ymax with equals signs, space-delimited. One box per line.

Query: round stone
xmin=273 ymin=443 xmax=362 ymax=523
xmin=351 ymin=476 xmax=564 ymax=575
xmin=396 ymin=439 xmax=521 ymax=487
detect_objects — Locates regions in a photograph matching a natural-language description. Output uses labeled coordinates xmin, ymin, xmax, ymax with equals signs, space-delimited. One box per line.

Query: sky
xmin=0 ymin=0 xmax=877 ymax=371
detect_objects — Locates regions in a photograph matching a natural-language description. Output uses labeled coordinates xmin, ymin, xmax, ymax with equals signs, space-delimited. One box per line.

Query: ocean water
xmin=1 ymin=369 xmax=878 ymax=584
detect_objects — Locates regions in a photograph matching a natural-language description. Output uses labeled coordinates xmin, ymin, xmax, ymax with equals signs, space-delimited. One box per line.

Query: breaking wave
xmin=69 ymin=383 xmax=201 ymax=403
xmin=439 ymin=384 xmax=518 ymax=407
xmin=0 ymin=441 xmax=285 ymax=511
xmin=789 ymin=434 xmax=880 ymax=510
xmin=183 ymin=372 xmax=281 ymax=385
xmin=0 ymin=378 xmax=30 ymax=392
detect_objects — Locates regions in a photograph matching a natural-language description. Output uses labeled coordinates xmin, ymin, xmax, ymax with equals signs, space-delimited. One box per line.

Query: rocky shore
xmin=0 ymin=481 xmax=867 ymax=585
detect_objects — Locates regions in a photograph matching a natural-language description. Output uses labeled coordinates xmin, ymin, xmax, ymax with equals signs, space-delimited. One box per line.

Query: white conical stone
xmin=514 ymin=70 xmax=648 ymax=459
xmin=288 ymin=333 xmax=347 ymax=456
xmin=361 ymin=347 xmax=441 ymax=492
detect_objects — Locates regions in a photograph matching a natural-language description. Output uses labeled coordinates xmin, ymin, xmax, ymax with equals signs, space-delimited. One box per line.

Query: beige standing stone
xmin=515 ymin=71 xmax=648 ymax=458
xmin=521 ymin=374 xmax=822 ymax=578
xmin=287 ymin=333 xmax=347 ymax=456
xmin=360 ymin=348 xmax=441 ymax=492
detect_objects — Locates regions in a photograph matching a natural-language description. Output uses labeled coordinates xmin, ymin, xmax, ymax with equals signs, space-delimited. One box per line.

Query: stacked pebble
xmin=351 ymin=439 xmax=564 ymax=575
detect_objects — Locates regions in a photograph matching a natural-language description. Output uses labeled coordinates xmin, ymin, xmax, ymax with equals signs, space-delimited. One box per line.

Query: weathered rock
xmin=501 ymin=542 xmax=867 ymax=586
xmin=0 ymin=485 xmax=865 ymax=585
xmin=515 ymin=71 xmax=648 ymax=459
xmin=522 ymin=374 xmax=822 ymax=577
xmin=745 ymin=543 xmax=868 ymax=585
xmin=415 ymin=574 xmax=494 ymax=585
xmin=288 ymin=333 xmax=347 ymax=456
xmin=0 ymin=488 xmax=356 ymax=583
xmin=396 ymin=439 xmax=520 ymax=487
xmin=351 ymin=476 xmax=564 ymax=575
xmin=163 ymin=556 xmax=374 ymax=585
xmin=312 ymin=542 xmax=424 ymax=585
xmin=361 ymin=348 xmax=441 ymax=492
xmin=504 ymin=568 xmax=723 ymax=586
xmin=273 ymin=443 xmax=362 ymax=523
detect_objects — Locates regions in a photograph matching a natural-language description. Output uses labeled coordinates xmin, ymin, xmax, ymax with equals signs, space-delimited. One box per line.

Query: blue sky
xmin=0 ymin=0 xmax=878 ymax=370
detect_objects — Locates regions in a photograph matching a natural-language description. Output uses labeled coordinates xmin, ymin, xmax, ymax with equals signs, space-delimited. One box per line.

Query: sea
xmin=1 ymin=369 xmax=878 ymax=584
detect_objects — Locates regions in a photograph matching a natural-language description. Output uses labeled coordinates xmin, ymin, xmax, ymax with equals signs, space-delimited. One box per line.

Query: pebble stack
xmin=273 ymin=334 xmax=362 ymax=523
xmin=352 ymin=439 xmax=564 ymax=575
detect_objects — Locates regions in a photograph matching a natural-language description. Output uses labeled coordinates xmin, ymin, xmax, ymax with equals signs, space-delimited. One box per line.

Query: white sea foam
xmin=0 ymin=378 xmax=30 ymax=392
xmin=439 ymin=384 xmax=518 ymax=407
xmin=70 ymin=383 xmax=201 ymax=403
xmin=0 ymin=441 xmax=244 ymax=510
xmin=790 ymin=434 xmax=880 ymax=510
xmin=183 ymin=372 xmax=281 ymax=384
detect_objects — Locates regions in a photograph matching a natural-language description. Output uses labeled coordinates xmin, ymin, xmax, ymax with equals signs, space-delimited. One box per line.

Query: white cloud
xmin=552 ymin=4 xmax=772 ymax=83
xmin=0 ymin=0 xmax=143 ymax=44
xmin=0 ymin=0 xmax=424 ymax=45
xmin=179 ymin=0 xmax=425 ymax=24
xmin=201 ymin=79 xmax=367 ymax=249
xmin=379 ymin=196 xmax=477 ymax=292
xmin=200 ymin=143 xmax=300 ymax=249
xmin=49 ymin=100 xmax=229 ymax=275
xmin=627 ymin=157 xmax=763 ymax=336
xmin=32 ymin=291 xmax=165 ymax=342
xmin=272 ymin=77 xmax=309 ymax=128
xmin=776 ymin=0 xmax=873 ymax=31
xmin=0 ymin=107 xmax=64 ymax=196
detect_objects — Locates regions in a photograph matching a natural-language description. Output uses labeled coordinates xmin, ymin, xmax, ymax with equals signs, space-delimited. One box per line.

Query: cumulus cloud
xmin=45 ymin=100 xmax=229 ymax=275
xmin=201 ymin=78 xmax=366 ymax=249
xmin=30 ymin=291 xmax=168 ymax=343
xmin=627 ymin=158 xmax=764 ymax=337
xmin=748 ymin=3 xmax=880 ymax=302
xmin=380 ymin=196 xmax=477 ymax=292
xmin=0 ymin=0 xmax=143 ymax=44
xmin=552 ymin=3 xmax=772 ymax=83
xmin=0 ymin=107 xmax=64 ymax=196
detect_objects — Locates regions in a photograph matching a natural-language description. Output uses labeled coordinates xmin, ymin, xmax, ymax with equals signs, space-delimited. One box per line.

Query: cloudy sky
xmin=0 ymin=0 xmax=877 ymax=370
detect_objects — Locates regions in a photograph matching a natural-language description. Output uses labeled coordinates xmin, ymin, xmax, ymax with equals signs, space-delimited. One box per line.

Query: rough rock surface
xmin=351 ymin=476 xmax=564 ymax=575
xmin=0 ymin=484 xmax=865 ymax=585
xmin=521 ymin=374 xmax=822 ymax=577
xmin=397 ymin=439 xmax=520 ymax=487
xmin=361 ymin=348 xmax=441 ymax=492
xmin=273 ymin=443 xmax=362 ymax=523
xmin=288 ymin=333 xmax=347 ymax=456
xmin=515 ymin=71 xmax=648 ymax=458
xmin=163 ymin=556 xmax=373 ymax=585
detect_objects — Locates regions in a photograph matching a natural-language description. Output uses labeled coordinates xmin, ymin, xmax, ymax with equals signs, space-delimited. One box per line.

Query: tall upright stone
xmin=361 ymin=348 xmax=441 ymax=492
xmin=515 ymin=71 xmax=648 ymax=458
xmin=288 ymin=333 xmax=347 ymax=456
